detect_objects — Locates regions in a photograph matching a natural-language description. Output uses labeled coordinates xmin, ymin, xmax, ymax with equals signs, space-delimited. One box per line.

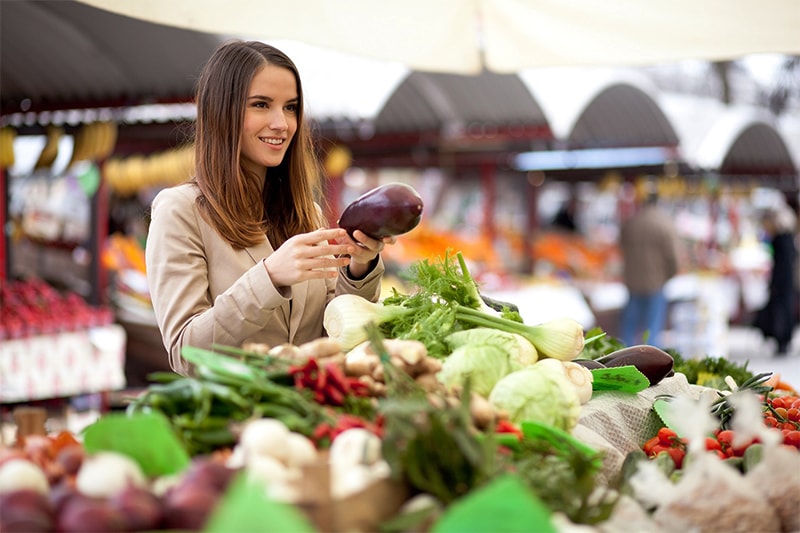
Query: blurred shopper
xmin=552 ymin=197 xmax=578 ymax=232
xmin=619 ymin=184 xmax=680 ymax=348
xmin=146 ymin=40 xmax=394 ymax=375
xmin=754 ymin=201 xmax=798 ymax=355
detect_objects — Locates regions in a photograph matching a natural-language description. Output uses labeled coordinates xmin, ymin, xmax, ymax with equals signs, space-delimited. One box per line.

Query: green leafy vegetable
xmin=204 ymin=473 xmax=316 ymax=533
xmin=127 ymin=346 xmax=330 ymax=455
xmin=488 ymin=363 xmax=581 ymax=431
xmin=438 ymin=344 xmax=513 ymax=397
xmin=381 ymin=251 xmax=584 ymax=360
xmin=445 ymin=328 xmax=538 ymax=369
xmin=82 ymin=412 xmax=190 ymax=477
xmin=579 ymin=326 xmax=624 ymax=360
xmin=669 ymin=350 xmax=755 ymax=389
xmin=432 ymin=475 xmax=556 ymax=533
xmin=515 ymin=421 xmax=613 ymax=525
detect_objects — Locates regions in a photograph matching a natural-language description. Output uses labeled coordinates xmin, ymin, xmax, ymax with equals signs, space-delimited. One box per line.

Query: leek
xmin=379 ymin=250 xmax=585 ymax=360
xmin=454 ymin=306 xmax=585 ymax=361
xmin=323 ymin=294 xmax=413 ymax=350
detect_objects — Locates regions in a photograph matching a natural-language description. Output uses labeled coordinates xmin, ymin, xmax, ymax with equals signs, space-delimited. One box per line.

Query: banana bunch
xmin=33 ymin=125 xmax=64 ymax=170
xmin=0 ymin=126 xmax=16 ymax=168
xmin=69 ymin=121 xmax=118 ymax=167
xmin=104 ymin=145 xmax=195 ymax=197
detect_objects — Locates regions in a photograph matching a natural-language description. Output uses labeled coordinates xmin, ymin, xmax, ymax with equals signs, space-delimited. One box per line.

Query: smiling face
xmin=240 ymin=63 xmax=299 ymax=177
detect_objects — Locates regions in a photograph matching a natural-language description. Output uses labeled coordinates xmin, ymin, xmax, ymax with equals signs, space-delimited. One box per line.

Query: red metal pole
xmin=1 ymin=167 xmax=7 ymax=282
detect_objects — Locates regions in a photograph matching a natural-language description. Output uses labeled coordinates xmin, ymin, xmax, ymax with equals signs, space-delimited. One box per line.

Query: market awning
xmin=76 ymin=0 xmax=800 ymax=75
xmin=0 ymin=0 xmax=226 ymax=114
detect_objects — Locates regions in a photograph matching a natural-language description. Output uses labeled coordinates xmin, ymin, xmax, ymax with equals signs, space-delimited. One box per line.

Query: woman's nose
xmin=269 ymin=110 xmax=288 ymax=131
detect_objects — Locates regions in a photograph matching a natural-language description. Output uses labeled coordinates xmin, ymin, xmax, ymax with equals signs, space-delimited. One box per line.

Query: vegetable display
xmin=2 ymin=249 xmax=798 ymax=533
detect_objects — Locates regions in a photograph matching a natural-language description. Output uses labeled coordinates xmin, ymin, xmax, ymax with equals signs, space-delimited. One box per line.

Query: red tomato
xmin=666 ymin=447 xmax=685 ymax=469
xmin=649 ymin=444 xmax=670 ymax=458
xmin=783 ymin=430 xmax=800 ymax=448
xmin=643 ymin=436 xmax=660 ymax=456
xmin=716 ymin=429 xmax=734 ymax=446
xmin=704 ymin=437 xmax=722 ymax=452
xmin=657 ymin=427 xmax=677 ymax=446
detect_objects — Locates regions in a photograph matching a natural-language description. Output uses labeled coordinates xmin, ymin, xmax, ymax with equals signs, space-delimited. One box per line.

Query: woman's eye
xmin=285 ymin=103 xmax=298 ymax=113
xmin=253 ymin=101 xmax=268 ymax=108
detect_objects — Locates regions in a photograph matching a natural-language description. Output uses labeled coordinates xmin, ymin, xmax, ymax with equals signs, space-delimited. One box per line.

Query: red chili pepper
xmin=324 ymin=362 xmax=352 ymax=395
xmin=495 ymin=420 xmax=523 ymax=440
xmin=347 ymin=379 xmax=371 ymax=396
xmin=316 ymin=365 xmax=327 ymax=392
xmin=313 ymin=422 xmax=332 ymax=440
xmin=326 ymin=386 xmax=346 ymax=406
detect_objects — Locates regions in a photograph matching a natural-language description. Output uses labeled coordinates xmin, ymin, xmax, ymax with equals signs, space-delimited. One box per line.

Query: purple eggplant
xmin=338 ymin=182 xmax=423 ymax=240
xmin=596 ymin=344 xmax=674 ymax=386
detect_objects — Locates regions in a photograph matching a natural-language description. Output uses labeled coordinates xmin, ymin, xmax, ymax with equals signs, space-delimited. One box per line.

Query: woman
xmin=754 ymin=202 xmax=798 ymax=355
xmin=145 ymin=40 xmax=392 ymax=374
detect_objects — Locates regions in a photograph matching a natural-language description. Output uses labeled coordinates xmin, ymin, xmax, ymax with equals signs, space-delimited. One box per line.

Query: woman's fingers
xmin=265 ymin=228 xmax=362 ymax=286
xmin=289 ymin=228 xmax=354 ymax=258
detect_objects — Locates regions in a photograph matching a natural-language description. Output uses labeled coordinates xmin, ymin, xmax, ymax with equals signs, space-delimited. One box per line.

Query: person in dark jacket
xmin=754 ymin=203 xmax=798 ymax=355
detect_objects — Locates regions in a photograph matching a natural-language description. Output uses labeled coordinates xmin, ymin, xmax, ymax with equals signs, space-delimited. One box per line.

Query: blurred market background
xmin=1 ymin=0 xmax=799 ymax=400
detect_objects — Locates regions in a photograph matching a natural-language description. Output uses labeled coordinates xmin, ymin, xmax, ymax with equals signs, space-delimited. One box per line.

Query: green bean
xmin=185 ymin=426 xmax=236 ymax=446
xmin=201 ymin=381 xmax=251 ymax=410
xmin=172 ymin=414 xmax=230 ymax=430
xmin=146 ymin=371 xmax=184 ymax=383
xmin=182 ymin=346 xmax=267 ymax=382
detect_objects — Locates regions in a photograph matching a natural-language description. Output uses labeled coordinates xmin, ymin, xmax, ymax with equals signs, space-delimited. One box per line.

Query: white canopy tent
xmin=77 ymin=0 xmax=800 ymax=74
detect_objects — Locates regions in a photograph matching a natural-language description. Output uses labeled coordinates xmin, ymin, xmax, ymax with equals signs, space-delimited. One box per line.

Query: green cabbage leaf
xmin=445 ymin=328 xmax=538 ymax=370
xmin=437 ymin=344 xmax=512 ymax=397
xmin=488 ymin=363 xmax=581 ymax=431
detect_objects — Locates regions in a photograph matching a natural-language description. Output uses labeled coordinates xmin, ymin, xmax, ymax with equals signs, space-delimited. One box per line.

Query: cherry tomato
xmin=717 ymin=430 xmax=734 ymax=446
xmin=649 ymin=444 xmax=670 ymax=457
xmin=783 ymin=431 xmax=800 ymax=448
xmin=643 ymin=436 xmax=660 ymax=456
xmin=704 ymin=437 xmax=722 ymax=452
xmin=667 ymin=447 xmax=685 ymax=469
xmin=657 ymin=427 xmax=677 ymax=446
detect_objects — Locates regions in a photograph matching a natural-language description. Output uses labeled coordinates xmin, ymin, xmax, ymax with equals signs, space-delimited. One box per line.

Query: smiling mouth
xmin=260 ymin=137 xmax=284 ymax=146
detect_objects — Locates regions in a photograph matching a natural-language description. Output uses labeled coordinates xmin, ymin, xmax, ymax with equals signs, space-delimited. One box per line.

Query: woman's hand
xmin=342 ymin=230 xmax=396 ymax=279
xmin=264 ymin=228 xmax=355 ymax=287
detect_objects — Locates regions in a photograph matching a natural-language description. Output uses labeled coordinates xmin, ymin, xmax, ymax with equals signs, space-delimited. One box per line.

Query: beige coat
xmin=620 ymin=204 xmax=679 ymax=295
xmin=145 ymin=183 xmax=384 ymax=375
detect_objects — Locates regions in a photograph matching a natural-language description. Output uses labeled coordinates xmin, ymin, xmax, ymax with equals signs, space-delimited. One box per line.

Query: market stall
xmin=1 ymin=251 xmax=798 ymax=533
xmin=2 ymin=3 xmax=798 ymax=531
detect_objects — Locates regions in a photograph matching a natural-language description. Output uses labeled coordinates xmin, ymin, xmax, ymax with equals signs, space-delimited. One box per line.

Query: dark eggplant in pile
xmin=338 ymin=182 xmax=423 ymax=240
xmin=596 ymin=344 xmax=674 ymax=386
xmin=573 ymin=359 xmax=607 ymax=370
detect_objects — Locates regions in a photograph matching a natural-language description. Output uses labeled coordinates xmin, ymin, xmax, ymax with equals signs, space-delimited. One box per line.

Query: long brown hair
xmin=192 ymin=40 xmax=324 ymax=249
